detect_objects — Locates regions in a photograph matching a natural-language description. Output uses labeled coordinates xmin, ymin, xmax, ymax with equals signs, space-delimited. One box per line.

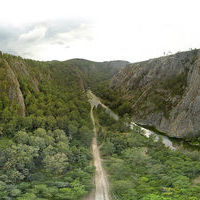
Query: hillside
xmin=2 ymin=50 xmax=200 ymax=199
xmin=110 ymin=49 xmax=200 ymax=139
xmin=0 ymin=52 xmax=127 ymax=199
xmin=0 ymin=53 xmax=127 ymax=135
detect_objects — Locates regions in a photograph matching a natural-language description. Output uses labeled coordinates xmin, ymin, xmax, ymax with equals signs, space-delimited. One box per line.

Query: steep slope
xmin=0 ymin=58 xmax=26 ymax=116
xmin=0 ymin=53 xmax=127 ymax=136
xmin=110 ymin=49 xmax=200 ymax=138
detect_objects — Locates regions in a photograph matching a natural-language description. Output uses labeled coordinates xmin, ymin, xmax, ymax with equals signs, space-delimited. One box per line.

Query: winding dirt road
xmin=87 ymin=91 xmax=110 ymax=200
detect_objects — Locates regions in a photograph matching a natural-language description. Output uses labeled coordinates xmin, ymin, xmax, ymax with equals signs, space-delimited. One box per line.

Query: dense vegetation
xmin=0 ymin=128 xmax=94 ymax=199
xmin=0 ymin=54 xmax=97 ymax=199
xmin=2 ymin=51 xmax=200 ymax=200
xmin=93 ymin=81 xmax=133 ymax=117
xmin=94 ymin=105 xmax=200 ymax=200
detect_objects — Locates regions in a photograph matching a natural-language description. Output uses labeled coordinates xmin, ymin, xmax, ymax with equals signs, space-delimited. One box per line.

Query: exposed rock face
xmin=9 ymin=60 xmax=40 ymax=93
xmin=0 ymin=57 xmax=41 ymax=116
xmin=0 ymin=59 xmax=26 ymax=116
xmin=110 ymin=49 xmax=200 ymax=138
xmin=6 ymin=62 xmax=26 ymax=116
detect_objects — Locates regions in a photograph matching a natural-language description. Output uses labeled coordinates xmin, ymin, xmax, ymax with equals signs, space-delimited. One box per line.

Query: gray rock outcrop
xmin=110 ymin=49 xmax=200 ymax=138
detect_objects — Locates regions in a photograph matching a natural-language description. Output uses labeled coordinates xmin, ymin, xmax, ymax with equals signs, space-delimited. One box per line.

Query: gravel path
xmin=86 ymin=91 xmax=110 ymax=200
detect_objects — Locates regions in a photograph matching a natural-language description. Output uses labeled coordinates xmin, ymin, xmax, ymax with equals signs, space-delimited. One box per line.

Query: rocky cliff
xmin=0 ymin=57 xmax=26 ymax=116
xmin=110 ymin=49 xmax=200 ymax=138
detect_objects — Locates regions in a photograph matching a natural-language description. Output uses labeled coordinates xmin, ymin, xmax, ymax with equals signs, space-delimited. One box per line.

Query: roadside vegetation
xmin=94 ymin=105 xmax=200 ymax=200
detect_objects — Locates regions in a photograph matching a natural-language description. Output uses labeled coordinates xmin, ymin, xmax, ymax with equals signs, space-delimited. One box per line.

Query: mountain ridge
xmin=110 ymin=49 xmax=200 ymax=138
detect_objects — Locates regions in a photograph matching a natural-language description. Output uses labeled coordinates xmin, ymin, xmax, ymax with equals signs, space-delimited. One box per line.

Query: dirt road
xmin=88 ymin=90 xmax=118 ymax=121
xmin=87 ymin=91 xmax=110 ymax=200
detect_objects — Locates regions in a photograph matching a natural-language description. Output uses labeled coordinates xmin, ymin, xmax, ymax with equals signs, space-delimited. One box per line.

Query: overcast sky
xmin=0 ymin=0 xmax=200 ymax=62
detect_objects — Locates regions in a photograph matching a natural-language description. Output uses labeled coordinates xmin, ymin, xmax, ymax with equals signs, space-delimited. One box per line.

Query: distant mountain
xmin=110 ymin=49 xmax=200 ymax=138
xmin=62 ymin=59 xmax=129 ymax=88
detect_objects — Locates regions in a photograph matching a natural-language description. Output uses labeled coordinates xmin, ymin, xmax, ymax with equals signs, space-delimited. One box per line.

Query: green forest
xmin=94 ymin=105 xmax=200 ymax=200
xmin=1 ymin=52 xmax=200 ymax=200
xmin=0 ymin=54 xmax=95 ymax=199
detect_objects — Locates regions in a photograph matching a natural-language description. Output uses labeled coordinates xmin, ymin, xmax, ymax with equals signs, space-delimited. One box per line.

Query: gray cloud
xmin=45 ymin=19 xmax=85 ymax=38
xmin=0 ymin=19 xmax=93 ymax=59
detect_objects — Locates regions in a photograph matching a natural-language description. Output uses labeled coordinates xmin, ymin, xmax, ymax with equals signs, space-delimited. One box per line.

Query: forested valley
xmin=0 ymin=54 xmax=106 ymax=199
xmin=1 ymin=51 xmax=200 ymax=200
